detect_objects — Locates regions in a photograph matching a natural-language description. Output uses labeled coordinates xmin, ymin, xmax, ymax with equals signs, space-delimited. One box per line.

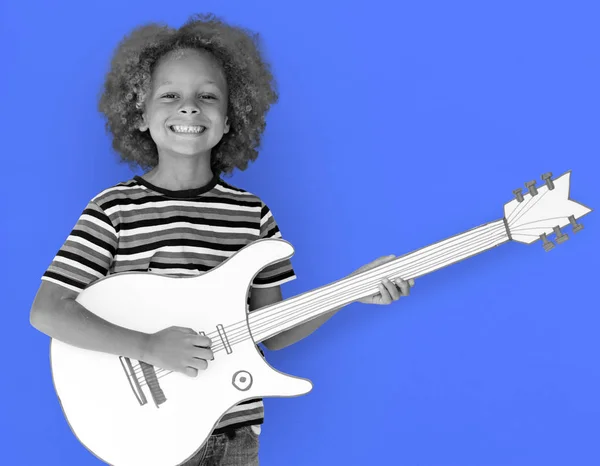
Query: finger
xmin=193 ymin=347 xmax=214 ymax=361
xmin=382 ymin=278 xmax=401 ymax=300
xmin=174 ymin=326 xmax=198 ymax=335
xmin=189 ymin=358 xmax=209 ymax=371
xmin=356 ymin=254 xmax=396 ymax=274
xmin=376 ymin=254 xmax=396 ymax=265
xmin=392 ymin=278 xmax=412 ymax=296
xmin=184 ymin=367 xmax=199 ymax=378
xmin=365 ymin=255 xmax=396 ymax=270
xmin=194 ymin=335 xmax=212 ymax=348
xmin=378 ymin=283 xmax=392 ymax=304
xmin=396 ymin=278 xmax=411 ymax=296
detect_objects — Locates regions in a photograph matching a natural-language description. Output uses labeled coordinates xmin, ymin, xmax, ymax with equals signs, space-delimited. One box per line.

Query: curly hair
xmin=98 ymin=13 xmax=279 ymax=176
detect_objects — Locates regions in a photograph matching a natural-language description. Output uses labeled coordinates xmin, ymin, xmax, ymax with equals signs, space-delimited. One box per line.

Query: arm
xmin=250 ymin=285 xmax=342 ymax=351
xmin=30 ymin=280 xmax=150 ymax=361
xmin=29 ymin=198 xmax=149 ymax=356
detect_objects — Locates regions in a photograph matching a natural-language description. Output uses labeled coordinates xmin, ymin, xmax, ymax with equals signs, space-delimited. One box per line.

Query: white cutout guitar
xmin=49 ymin=170 xmax=592 ymax=466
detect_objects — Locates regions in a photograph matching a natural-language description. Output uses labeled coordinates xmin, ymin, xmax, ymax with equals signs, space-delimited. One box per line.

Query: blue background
xmin=2 ymin=1 xmax=599 ymax=465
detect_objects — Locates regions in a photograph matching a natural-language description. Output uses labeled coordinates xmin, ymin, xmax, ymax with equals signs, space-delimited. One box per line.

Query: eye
xmin=199 ymin=94 xmax=217 ymax=101
xmin=161 ymin=93 xmax=178 ymax=99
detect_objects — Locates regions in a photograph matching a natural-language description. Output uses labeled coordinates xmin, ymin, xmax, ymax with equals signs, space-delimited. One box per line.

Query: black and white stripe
xmin=42 ymin=175 xmax=296 ymax=432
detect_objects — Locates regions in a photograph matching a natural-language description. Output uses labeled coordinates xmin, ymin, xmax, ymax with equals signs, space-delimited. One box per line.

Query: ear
xmin=223 ymin=116 xmax=230 ymax=134
xmin=139 ymin=113 xmax=149 ymax=132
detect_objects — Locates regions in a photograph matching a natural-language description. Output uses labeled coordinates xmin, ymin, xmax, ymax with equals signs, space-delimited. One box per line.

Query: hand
xmin=142 ymin=326 xmax=213 ymax=377
xmin=351 ymin=255 xmax=414 ymax=305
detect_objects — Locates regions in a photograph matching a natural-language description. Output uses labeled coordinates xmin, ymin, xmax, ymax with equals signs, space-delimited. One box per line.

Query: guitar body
xmin=50 ymin=239 xmax=313 ymax=466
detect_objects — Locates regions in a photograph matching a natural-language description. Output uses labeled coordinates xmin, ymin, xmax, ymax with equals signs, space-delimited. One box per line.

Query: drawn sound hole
xmin=232 ymin=370 xmax=253 ymax=391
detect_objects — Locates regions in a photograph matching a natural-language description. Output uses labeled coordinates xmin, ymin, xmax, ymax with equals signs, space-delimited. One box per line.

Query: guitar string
xmin=509 ymin=188 xmax=540 ymax=223
xmin=132 ymin=226 xmax=507 ymax=378
xmin=141 ymin=222 xmax=504 ymax=357
xmin=132 ymin=193 xmax=562 ymax=382
xmin=225 ymin=232 xmax=509 ymax=352
xmin=137 ymin=221 xmax=548 ymax=385
xmin=135 ymin=227 xmax=510 ymax=384
xmin=130 ymin=221 xmax=505 ymax=378
xmin=140 ymin=230 xmax=511 ymax=384
xmin=505 ymin=216 xmax=567 ymax=230
xmin=500 ymin=231 xmax=545 ymax=238
xmin=229 ymin=227 xmax=507 ymax=337
xmin=505 ymin=191 xmax=533 ymax=225
xmin=508 ymin=190 xmax=548 ymax=229
xmin=134 ymin=195 xmax=554 ymax=382
xmin=134 ymin=193 xmax=531 ymax=376
xmin=215 ymin=226 xmax=509 ymax=350
xmin=501 ymin=190 xmax=542 ymax=230
xmin=230 ymin=217 xmax=563 ymax=356
xmin=133 ymin=221 xmax=513 ymax=381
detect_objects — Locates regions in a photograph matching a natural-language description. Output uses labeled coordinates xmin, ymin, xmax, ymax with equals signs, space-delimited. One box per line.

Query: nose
xmin=178 ymin=100 xmax=201 ymax=115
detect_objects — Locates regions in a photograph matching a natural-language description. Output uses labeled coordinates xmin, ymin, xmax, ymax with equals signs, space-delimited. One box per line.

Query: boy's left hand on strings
xmin=349 ymin=255 xmax=414 ymax=305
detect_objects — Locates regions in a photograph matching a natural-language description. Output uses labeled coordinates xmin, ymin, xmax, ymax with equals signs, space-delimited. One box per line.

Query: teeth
xmin=171 ymin=125 xmax=205 ymax=134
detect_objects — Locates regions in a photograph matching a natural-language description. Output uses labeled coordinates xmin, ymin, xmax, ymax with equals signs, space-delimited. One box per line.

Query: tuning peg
xmin=525 ymin=180 xmax=539 ymax=196
xmin=541 ymin=172 xmax=555 ymax=190
xmin=552 ymin=226 xmax=569 ymax=243
xmin=512 ymin=188 xmax=524 ymax=202
xmin=568 ymin=215 xmax=584 ymax=233
xmin=540 ymin=233 xmax=555 ymax=252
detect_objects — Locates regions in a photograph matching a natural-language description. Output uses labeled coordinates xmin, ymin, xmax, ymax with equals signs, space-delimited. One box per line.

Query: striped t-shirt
xmin=41 ymin=173 xmax=296 ymax=434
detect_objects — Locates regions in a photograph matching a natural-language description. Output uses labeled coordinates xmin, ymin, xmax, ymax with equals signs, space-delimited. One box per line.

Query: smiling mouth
xmin=170 ymin=125 xmax=207 ymax=134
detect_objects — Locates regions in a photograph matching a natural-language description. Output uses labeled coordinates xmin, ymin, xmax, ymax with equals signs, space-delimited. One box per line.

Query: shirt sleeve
xmin=41 ymin=200 xmax=118 ymax=293
xmin=251 ymin=201 xmax=297 ymax=288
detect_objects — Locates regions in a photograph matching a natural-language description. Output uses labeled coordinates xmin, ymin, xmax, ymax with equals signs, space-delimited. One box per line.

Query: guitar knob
xmin=541 ymin=172 xmax=555 ymax=190
xmin=539 ymin=233 xmax=555 ymax=252
xmin=512 ymin=188 xmax=524 ymax=202
xmin=525 ymin=180 xmax=539 ymax=196
xmin=232 ymin=370 xmax=253 ymax=391
xmin=568 ymin=215 xmax=584 ymax=233
xmin=553 ymin=226 xmax=569 ymax=244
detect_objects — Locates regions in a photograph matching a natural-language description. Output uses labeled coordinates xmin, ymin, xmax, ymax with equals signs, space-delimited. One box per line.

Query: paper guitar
xmin=49 ymin=170 xmax=592 ymax=466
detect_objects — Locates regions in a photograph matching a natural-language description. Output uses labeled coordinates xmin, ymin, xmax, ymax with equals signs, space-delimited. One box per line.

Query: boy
xmin=30 ymin=13 xmax=411 ymax=466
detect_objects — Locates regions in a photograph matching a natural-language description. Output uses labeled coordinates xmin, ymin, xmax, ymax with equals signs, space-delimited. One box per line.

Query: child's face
xmin=140 ymin=48 xmax=230 ymax=162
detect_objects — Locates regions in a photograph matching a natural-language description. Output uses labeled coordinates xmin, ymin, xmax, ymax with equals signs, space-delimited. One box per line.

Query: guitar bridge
xmin=119 ymin=357 xmax=148 ymax=406
xmin=119 ymin=357 xmax=168 ymax=407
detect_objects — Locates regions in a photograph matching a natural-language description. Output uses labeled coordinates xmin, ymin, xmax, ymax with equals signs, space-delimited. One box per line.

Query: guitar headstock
xmin=504 ymin=171 xmax=592 ymax=250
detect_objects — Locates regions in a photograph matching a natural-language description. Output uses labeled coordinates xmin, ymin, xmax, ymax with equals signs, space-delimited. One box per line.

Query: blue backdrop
xmin=2 ymin=1 xmax=599 ymax=465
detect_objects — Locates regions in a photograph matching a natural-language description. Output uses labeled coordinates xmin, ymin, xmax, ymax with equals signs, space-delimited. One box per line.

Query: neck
xmin=249 ymin=218 xmax=511 ymax=344
xmin=146 ymin=153 xmax=213 ymax=190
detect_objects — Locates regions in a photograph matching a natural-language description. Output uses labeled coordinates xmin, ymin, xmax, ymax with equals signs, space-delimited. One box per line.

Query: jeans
xmin=181 ymin=426 xmax=260 ymax=466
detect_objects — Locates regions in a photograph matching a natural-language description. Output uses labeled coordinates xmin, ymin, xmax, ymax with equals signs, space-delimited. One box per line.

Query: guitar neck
xmin=250 ymin=218 xmax=511 ymax=344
